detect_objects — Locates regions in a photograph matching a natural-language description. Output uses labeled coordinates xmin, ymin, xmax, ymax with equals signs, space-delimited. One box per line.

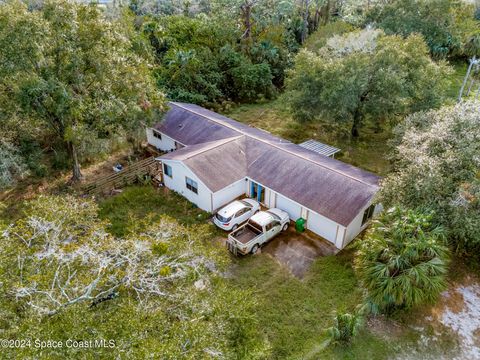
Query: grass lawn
xmin=446 ymin=61 xmax=468 ymax=101
xmin=229 ymin=249 xmax=423 ymax=359
xmin=97 ymin=185 xmax=456 ymax=359
xmin=224 ymin=99 xmax=393 ymax=176
xmin=98 ymin=186 xmax=214 ymax=237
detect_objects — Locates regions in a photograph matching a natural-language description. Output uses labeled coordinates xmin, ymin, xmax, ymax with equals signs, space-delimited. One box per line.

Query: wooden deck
xmin=83 ymin=157 xmax=162 ymax=195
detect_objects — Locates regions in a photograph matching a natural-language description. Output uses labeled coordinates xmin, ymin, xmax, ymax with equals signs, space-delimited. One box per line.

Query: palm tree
xmin=355 ymin=207 xmax=450 ymax=314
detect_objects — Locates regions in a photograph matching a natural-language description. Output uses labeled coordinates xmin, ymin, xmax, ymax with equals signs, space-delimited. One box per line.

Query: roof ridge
xmin=171 ymin=102 xmax=378 ymax=187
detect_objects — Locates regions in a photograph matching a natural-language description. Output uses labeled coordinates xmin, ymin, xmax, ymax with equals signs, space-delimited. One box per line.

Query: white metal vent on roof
xmin=298 ymin=140 xmax=340 ymax=158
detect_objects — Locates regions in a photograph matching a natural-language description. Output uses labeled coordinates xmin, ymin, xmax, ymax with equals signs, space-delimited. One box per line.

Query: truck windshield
xmin=248 ymin=220 xmax=263 ymax=233
xmin=216 ymin=214 xmax=232 ymax=223
xmin=266 ymin=211 xmax=280 ymax=221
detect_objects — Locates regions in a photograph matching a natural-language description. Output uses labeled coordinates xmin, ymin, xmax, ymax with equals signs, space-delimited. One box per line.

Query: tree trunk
xmin=351 ymin=109 xmax=361 ymax=138
xmin=69 ymin=142 xmax=83 ymax=182
xmin=313 ymin=0 xmax=321 ymax=30
xmin=240 ymin=1 xmax=253 ymax=40
xmin=301 ymin=0 xmax=309 ymax=44
xmin=322 ymin=0 xmax=331 ymax=25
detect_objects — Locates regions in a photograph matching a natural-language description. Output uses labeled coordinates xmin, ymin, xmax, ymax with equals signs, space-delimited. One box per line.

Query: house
xmin=146 ymin=102 xmax=381 ymax=250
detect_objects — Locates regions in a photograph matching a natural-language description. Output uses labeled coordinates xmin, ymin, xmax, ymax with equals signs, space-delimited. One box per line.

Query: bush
xmin=381 ymin=101 xmax=480 ymax=254
xmin=355 ymin=207 xmax=450 ymax=314
xmin=229 ymin=62 xmax=274 ymax=102
xmin=324 ymin=311 xmax=362 ymax=347
xmin=18 ymin=136 xmax=48 ymax=177
xmin=0 ymin=139 xmax=28 ymax=189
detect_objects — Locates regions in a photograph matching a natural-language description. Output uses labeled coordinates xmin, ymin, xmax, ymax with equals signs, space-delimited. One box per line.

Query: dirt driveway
xmin=261 ymin=225 xmax=338 ymax=278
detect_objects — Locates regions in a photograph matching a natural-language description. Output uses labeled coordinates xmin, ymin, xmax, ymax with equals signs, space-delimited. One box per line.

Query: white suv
xmin=213 ymin=199 xmax=260 ymax=231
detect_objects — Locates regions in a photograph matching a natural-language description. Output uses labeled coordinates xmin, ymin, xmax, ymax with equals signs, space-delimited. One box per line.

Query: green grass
xmin=98 ymin=186 xmax=213 ymax=236
xmin=93 ymin=185 xmax=461 ymax=359
xmin=446 ymin=61 xmax=468 ymax=101
xmin=224 ymin=99 xmax=392 ymax=176
xmin=229 ymin=249 xmax=418 ymax=359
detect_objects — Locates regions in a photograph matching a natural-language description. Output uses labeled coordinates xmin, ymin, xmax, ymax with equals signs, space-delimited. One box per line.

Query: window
xmin=163 ymin=163 xmax=172 ymax=178
xmin=239 ymin=200 xmax=253 ymax=209
xmin=362 ymin=204 xmax=375 ymax=226
xmin=265 ymin=221 xmax=280 ymax=231
xmin=152 ymin=130 xmax=162 ymax=140
xmin=186 ymin=177 xmax=198 ymax=194
xmin=235 ymin=208 xmax=249 ymax=217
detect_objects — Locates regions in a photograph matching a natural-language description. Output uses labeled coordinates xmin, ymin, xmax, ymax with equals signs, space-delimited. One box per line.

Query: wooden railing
xmin=83 ymin=157 xmax=161 ymax=195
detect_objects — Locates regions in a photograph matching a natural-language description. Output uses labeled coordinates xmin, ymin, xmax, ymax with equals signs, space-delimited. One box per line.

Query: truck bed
xmin=231 ymin=224 xmax=262 ymax=244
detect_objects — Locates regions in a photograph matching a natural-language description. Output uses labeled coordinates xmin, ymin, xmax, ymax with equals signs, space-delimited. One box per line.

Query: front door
xmin=250 ymin=182 xmax=265 ymax=204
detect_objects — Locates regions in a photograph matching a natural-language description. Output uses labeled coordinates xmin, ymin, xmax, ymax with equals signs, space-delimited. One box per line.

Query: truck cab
xmin=226 ymin=209 xmax=290 ymax=255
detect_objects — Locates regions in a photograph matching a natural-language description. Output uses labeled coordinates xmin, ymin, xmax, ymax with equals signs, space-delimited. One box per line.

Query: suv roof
xmin=217 ymin=201 xmax=245 ymax=218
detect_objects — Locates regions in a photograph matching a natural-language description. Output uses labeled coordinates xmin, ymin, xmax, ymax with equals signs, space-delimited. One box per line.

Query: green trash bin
xmin=295 ymin=218 xmax=306 ymax=232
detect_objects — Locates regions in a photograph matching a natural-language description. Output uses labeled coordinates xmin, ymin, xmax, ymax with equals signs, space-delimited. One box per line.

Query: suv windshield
xmin=216 ymin=214 xmax=232 ymax=223
xmin=239 ymin=200 xmax=252 ymax=208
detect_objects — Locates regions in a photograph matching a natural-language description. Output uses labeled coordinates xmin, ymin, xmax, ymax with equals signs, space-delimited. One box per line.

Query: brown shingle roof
xmin=161 ymin=136 xmax=247 ymax=192
xmin=156 ymin=103 xmax=380 ymax=226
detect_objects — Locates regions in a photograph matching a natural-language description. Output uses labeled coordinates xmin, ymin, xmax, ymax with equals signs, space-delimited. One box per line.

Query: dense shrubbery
xmin=141 ymin=13 xmax=292 ymax=105
xmin=356 ymin=207 xmax=450 ymax=314
xmin=381 ymin=101 xmax=480 ymax=254
xmin=0 ymin=139 xmax=28 ymax=189
xmin=0 ymin=195 xmax=268 ymax=358
xmin=365 ymin=0 xmax=480 ymax=59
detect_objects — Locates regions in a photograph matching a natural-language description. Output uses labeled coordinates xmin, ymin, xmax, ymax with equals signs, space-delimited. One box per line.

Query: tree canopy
xmin=285 ymin=29 xmax=451 ymax=136
xmin=0 ymin=0 xmax=165 ymax=181
xmin=366 ymin=0 xmax=480 ymax=59
xmin=380 ymin=101 xmax=480 ymax=254
xmin=0 ymin=195 xmax=268 ymax=358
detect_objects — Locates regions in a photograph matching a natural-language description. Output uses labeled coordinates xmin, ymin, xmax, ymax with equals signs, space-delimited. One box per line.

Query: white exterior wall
xmin=335 ymin=227 xmax=346 ymax=249
xmin=265 ymin=188 xmax=276 ymax=208
xmin=344 ymin=203 xmax=382 ymax=247
xmin=212 ymin=179 xmax=246 ymax=212
xmin=276 ymin=194 xmax=302 ymax=220
xmin=162 ymin=160 xmax=213 ymax=212
xmin=307 ymin=210 xmax=344 ymax=246
xmin=146 ymin=128 xmax=177 ymax=152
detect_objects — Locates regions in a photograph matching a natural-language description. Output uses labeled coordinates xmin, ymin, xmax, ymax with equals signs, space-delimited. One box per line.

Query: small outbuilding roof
xmin=298 ymin=139 xmax=340 ymax=157
xmin=156 ymin=102 xmax=380 ymax=227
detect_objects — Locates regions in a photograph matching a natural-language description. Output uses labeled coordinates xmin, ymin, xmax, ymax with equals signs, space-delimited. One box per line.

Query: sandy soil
xmin=395 ymin=275 xmax=480 ymax=360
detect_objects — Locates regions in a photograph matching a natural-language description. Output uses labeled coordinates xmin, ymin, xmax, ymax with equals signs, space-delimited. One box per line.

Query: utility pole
xmin=458 ymin=57 xmax=480 ymax=102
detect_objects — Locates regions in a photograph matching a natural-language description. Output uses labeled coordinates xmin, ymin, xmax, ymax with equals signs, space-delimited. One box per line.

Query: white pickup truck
xmin=226 ymin=209 xmax=290 ymax=255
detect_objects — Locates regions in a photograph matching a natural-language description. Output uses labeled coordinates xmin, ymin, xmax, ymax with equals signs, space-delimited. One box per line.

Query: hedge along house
xmin=147 ymin=102 xmax=381 ymax=250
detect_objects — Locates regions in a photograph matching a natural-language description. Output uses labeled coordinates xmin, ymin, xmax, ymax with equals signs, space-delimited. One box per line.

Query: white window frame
xmin=163 ymin=163 xmax=172 ymax=178
xmin=152 ymin=130 xmax=162 ymax=140
xmin=185 ymin=177 xmax=198 ymax=194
